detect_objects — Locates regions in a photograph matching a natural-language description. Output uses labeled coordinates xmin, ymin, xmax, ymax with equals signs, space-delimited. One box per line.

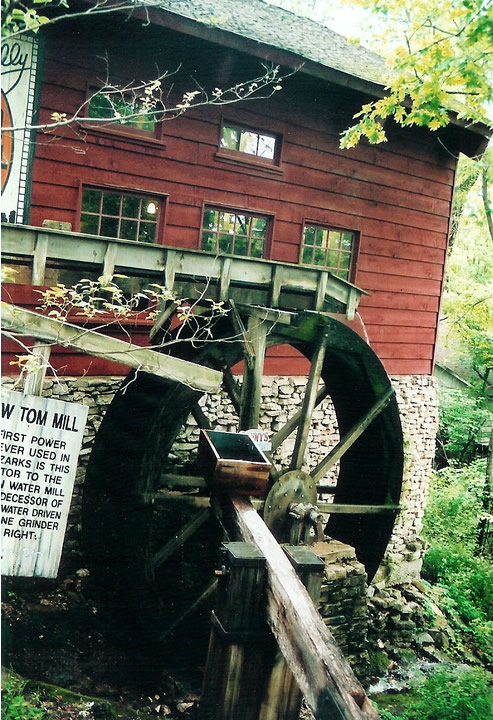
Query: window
xmin=301 ymin=225 xmax=356 ymax=281
xmin=201 ymin=207 xmax=269 ymax=258
xmin=88 ymin=92 xmax=158 ymax=134
xmin=220 ymin=123 xmax=278 ymax=161
xmin=80 ymin=188 xmax=160 ymax=243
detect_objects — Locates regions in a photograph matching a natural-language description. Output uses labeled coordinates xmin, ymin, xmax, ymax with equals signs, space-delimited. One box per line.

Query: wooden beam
xmin=151 ymin=508 xmax=211 ymax=571
xmin=23 ymin=342 xmax=51 ymax=396
xmin=158 ymin=578 xmax=218 ymax=642
xmin=239 ymin=316 xmax=268 ymax=430
xmin=1 ymin=302 xmax=223 ymax=393
xmin=228 ymin=496 xmax=379 ymax=720
xmin=311 ymin=387 xmax=395 ymax=484
xmin=317 ymin=503 xmax=400 ymax=515
xmin=160 ymin=473 xmax=208 ymax=488
xmin=290 ymin=330 xmax=329 ymax=471
xmin=271 ymin=385 xmax=330 ymax=451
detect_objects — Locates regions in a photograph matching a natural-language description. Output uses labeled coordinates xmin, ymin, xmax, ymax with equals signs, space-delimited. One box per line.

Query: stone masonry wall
xmin=2 ymin=373 xmax=439 ymax=580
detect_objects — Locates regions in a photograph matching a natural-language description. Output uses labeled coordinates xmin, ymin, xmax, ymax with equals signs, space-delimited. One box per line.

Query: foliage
xmin=422 ymin=460 xmax=493 ymax=663
xmin=438 ymin=390 xmax=490 ymax=463
xmin=1 ymin=674 xmax=46 ymax=720
xmin=423 ymin=460 xmax=487 ymax=550
xmin=340 ymin=0 xmax=493 ymax=147
xmin=375 ymin=666 xmax=493 ymax=720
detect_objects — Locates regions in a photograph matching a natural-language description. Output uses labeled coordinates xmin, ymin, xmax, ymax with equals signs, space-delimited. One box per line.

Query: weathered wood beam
xmin=228 ymin=496 xmax=379 ymax=720
xmin=158 ymin=578 xmax=218 ymax=642
xmin=317 ymin=503 xmax=400 ymax=515
xmin=151 ymin=508 xmax=211 ymax=571
xmin=271 ymin=385 xmax=330 ymax=451
xmin=160 ymin=473 xmax=208 ymax=488
xmin=290 ymin=329 xmax=329 ymax=471
xmin=311 ymin=387 xmax=395 ymax=484
xmin=2 ymin=302 xmax=223 ymax=393
xmin=239 ymin=316 xmax=268 ymax=430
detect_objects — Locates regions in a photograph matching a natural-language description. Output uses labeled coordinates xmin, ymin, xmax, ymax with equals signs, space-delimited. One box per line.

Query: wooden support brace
xmin=259 ymin=545 xmax=325 ymax=720
xmin=239 ymin=315 xmax=268 ymax=430
xmin=200 ymin=542 xmax=267 ymax=720
xmin=31 ymin=233 xmax=49 ymax=285
xmin=227 ymin=496 xmax=379 ymax=720
xmin=2 ymin=302 xmax=222 ymax=393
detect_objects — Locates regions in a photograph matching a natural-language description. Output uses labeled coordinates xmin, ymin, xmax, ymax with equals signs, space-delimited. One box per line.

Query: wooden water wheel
xmin=82 ymin=302 xmax=403 ymax=651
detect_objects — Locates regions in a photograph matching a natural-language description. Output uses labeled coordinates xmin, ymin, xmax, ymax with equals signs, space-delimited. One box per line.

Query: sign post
xmin=1 ymin=390 xmax=88 ymax=578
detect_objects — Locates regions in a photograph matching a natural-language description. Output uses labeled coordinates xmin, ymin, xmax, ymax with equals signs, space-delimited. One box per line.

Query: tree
xmin=340 ymin=0 xmax=493 ymax=147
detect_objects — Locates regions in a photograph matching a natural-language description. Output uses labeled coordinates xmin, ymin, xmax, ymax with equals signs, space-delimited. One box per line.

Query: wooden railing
xmin=1 ymin=223 xmax=367 ymax=320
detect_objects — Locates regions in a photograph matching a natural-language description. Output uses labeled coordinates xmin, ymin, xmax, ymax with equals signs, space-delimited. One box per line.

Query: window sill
xmin=85 ymin=123 xmax=167 ymax=151
xmin=215 ymin=150 xmax=284 ymax=177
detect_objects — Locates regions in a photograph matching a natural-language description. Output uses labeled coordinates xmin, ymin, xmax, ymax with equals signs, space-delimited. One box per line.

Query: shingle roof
xmin=155 ymin=0 xmax=388 ymax=90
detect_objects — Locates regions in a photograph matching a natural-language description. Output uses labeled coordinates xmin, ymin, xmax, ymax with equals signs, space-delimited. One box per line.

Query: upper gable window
xmin=88 ymin=90 xmax=160 ymax=136
xmin=220 ymin=123 xmax=278 ymax=161
xmin=301 ymin=224 xmax=356 ymax=281
xmin=80 ymin=187 xmax=161 ymax=243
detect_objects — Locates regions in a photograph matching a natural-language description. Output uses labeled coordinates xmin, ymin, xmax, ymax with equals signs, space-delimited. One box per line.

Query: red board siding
xmin=21 ymin=19 xmax=465 ymax=377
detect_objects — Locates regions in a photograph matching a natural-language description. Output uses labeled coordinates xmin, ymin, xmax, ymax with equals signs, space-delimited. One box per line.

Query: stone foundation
xmin=315 ymin=540 xmax=370 ymax=680
xmin=1 ymin=372 xmax=439 ymax=581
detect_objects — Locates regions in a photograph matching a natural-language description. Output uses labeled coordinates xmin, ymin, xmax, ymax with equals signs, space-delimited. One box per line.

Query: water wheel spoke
xmin=150 ymin=507 xmax=211 ymax=571
xmin=191 ymin=402 xmax=212 ymax=430
xmin=157 ymin=578 xmax=218 ymax=642
xmin=289 ymin=329 xmax=329 ymax=471
xmin=222 ymin=365 xmax=242 ymax=414
xmin=271 ymin=385 xmax=330 ymax=451
xmin=311 ymin=386 xmax=396 ymax=484
xmin=317 ymin=502 xmax=400 ymax=514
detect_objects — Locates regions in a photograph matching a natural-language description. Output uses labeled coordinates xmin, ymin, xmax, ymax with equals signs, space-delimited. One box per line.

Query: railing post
xmin=259 ymin=545 xmax=324 ymax=720
xmin=199 ymin=541 xmax=267 ymax=720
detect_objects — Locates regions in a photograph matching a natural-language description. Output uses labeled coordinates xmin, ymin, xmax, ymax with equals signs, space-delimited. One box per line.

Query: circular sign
xmin=1 ymin=90 xmax=14 ymax=194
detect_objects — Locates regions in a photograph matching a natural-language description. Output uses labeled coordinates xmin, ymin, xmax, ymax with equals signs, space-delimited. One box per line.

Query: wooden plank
xmin=160 ymin=473 xmax=207 ymax=488
xmin=200 ymin=542 xmax=267 ymax=720
xmin=23 ymin=342 xmax=52 ymax=396
xmin=317 ymin=503 xmax=400 ymax=514
xmin=258 ymin=546 xmax=324 ymax=720
xmin=271 ymin=385 xmax=330 ymax=451
xmin=1 ymin=302 xmax=223 ymax=393
xmin=151 ymin=508 xmax=211 ymax=571
xmin=228 ymin=496 xmax=379 ymax=720
xmin=102 ymin=242 xmax=118 ymax=278
xmin=311 ymin=387 xmax=395 ymax=484
xmin=220 ymin=257 xmax=232 ymax=302
xmin=290 ymin=330 xmax=329 ymax=471
xmin=239 ymin=315 xmax=268 ymax=430
xmin=31 ymin=233 xmax=49 ymax=284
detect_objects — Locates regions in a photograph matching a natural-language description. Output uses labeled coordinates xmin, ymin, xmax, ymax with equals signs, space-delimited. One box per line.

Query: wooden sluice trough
xmin=197 ymin=430 xmax=378 ymax=720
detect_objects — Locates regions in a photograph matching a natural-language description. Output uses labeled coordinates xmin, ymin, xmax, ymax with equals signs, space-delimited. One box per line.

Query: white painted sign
xmin=1 ymin=35 xmax=39 ymax=223
xmin=245 ymin=428 xmax=272 ymax=452
xmin=1 ymin=390 xmax=88 ymax=578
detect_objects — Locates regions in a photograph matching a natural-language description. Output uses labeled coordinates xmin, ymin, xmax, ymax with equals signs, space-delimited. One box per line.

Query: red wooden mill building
xmin=2 ymin=0 xmax=490 ymax=591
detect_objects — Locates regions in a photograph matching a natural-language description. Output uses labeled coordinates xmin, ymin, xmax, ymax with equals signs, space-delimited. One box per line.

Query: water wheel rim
xmin=82 ymin=309 xmax=403 ymax=639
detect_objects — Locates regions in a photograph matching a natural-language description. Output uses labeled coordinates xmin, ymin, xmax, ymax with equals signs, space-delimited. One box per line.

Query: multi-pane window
xmin=80 ymin=188 xmax=160 ymax=243
xmin=88 ymin=93 xmax=156 ymax=132
xmin=220 ymin=123 xmax=277 ymax=161
xmin=201 ymin=207 xmax=268 ymax=258
xmin=301 ymin=225 xmax=355 ymax=281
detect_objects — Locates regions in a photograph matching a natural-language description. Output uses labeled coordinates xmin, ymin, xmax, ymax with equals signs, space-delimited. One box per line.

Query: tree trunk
xmin=477 ymin=427 xmax=493 ymax=555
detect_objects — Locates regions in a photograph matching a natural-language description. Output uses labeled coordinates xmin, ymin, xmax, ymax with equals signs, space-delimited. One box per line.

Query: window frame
xmin=84 ymin=82 xmax=166 ymax=144
xmin=299 ymin=221 xmax=359 ymax=283
xmin=200 ymin=202 xmax=274 ymax=260
xmin=216 ymin=118 xmax=282 ymax=169
xmin=77 ymin=183 xmax=167 ymax=245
